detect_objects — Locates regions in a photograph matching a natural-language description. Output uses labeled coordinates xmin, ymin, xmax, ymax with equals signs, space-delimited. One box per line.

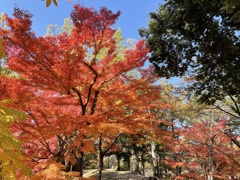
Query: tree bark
xmin=98 ymin=152 xmax=104 ymax=180
xmin=151 ymin=142 xmax=159 ymax=176
xmin=116 ymin=154 xmax=121 ymax=171
xmin=98 ymin=134 xmax=103 ymax=180
xmin=141 ymin=153 xmax=145 ymax=176
xmin=126 ymin=155 xmax=130 ymax=171
xmin=133 ymin=147 xmax=140 ymax=174
xmin=72 ymin=151 xmax=84 ymax=177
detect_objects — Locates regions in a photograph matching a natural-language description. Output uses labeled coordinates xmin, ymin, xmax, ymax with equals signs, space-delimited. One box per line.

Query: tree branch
xmin=213 ymin=104 xmax=239 ymax=118
xmin=229 ymin=94 xmax=240 ymax=116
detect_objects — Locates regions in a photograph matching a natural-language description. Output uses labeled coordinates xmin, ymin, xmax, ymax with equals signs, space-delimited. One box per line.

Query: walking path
xmin=83 ymin=169 xmax=150 ymax=180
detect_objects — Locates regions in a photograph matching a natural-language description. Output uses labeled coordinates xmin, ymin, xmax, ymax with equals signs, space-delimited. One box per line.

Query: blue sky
xmin=0 ymin=0 xmax=163 ymax=38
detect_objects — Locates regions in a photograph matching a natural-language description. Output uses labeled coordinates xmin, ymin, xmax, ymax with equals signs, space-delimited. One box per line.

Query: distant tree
xmin=170 ymin=119 xmax=240 ymax=179
xmin=140 ymin=0 xmax=240 ymax=115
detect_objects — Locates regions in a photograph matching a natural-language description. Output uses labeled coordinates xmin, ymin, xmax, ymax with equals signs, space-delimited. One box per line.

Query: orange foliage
xmin=0 ymin=4 xmax=172 ymax=177
xmin=169 ymin=120 xmax=240 ymax=178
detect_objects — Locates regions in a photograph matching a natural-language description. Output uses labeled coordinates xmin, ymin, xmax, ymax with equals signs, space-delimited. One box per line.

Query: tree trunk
xmin=207 ymin=175 xmax=213 ymax=180
xmin=141 ymin=153 xmax=145 ymax=176
xmin=151 ymin=142 xmax=159 ymax=177
xmin=133 ymin=148 xmax=140 ymax=174
xmin=122 ymin=153 xmax=131 ymax=171
xmin=98 ymin=152 xmax=104 ymax=180
xmin=127 ymin=155 xmax=130 ymax=171
xmin=98 ymin=133 xmax=104 ymax=180
xmin=176 ymin=165 xmax=182 ymax=176
xmin=72 ymin=151 xmax=84 ymax=177
xmin=208 ymin=110 xmax=215 ymax=180
xmin=116 ymin=154 xmax=121 ymax=171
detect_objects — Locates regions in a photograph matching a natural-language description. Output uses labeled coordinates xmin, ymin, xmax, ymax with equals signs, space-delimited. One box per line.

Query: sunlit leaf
xmin=46 ymin=0 xmax=52 ymax=7
xmin=53 ymin=0 xmax=58 ymax=6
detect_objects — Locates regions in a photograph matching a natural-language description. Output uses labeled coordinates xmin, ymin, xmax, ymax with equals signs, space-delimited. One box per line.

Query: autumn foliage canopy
xmin=0 ymin=5 xmax=172 ymax=178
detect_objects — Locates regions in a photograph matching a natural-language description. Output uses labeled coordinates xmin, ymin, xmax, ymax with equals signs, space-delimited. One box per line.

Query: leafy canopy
xmin=140 ymin=0 xmax=240 ymax=105
xmin=0 ymin=100 xmax=32 ymax=179
xmin=0 ymin=5 xmax=172 ymax=177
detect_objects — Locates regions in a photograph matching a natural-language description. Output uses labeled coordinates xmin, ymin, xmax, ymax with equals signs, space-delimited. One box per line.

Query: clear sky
xmin=0 ymin=0 xmax=163 ymax=39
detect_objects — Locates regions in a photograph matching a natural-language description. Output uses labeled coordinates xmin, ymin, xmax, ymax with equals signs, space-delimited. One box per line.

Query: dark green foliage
xmin=140 ymin=0 xmax=240 ymax=105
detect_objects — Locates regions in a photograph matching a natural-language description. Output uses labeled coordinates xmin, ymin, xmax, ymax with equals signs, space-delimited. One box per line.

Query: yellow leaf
xmin=115 ymin=100 xmax=122 ymax=105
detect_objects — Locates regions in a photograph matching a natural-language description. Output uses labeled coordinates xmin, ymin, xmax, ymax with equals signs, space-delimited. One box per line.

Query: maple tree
xmin=137 ymin=83 xmax=239 ymax=179
xmin=0 ymin=5 xmax=173 ymax=179
xmin=168 ymin=119 xmax=240 ymax=179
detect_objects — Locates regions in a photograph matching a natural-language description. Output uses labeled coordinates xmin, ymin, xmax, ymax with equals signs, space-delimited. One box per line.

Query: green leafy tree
xmin=140 ymin=0 xmax=240 ymax=114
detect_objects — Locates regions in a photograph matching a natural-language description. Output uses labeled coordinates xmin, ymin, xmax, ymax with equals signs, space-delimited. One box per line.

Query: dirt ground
xmin=83 ymin=169 xmax=151 ymax=180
